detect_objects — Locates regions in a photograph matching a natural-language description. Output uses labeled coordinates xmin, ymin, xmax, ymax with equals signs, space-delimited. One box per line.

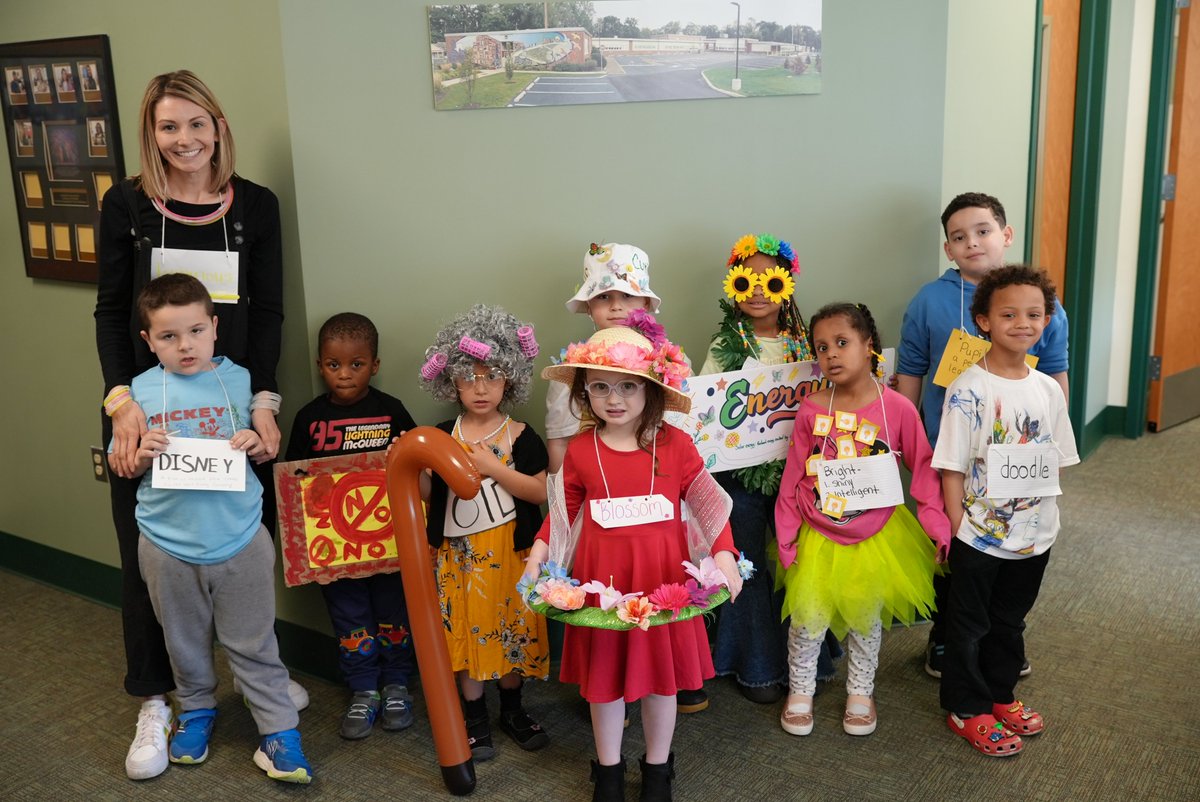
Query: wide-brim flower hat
xmin=565 ymin=242 xmax=663 ymax=314
xmin=542 ymin=314 xmax=691 ymax=414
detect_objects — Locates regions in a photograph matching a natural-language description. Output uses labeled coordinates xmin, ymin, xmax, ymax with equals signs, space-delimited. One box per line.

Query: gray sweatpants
xmin=139 ymin=527 xmax=297 ymax=735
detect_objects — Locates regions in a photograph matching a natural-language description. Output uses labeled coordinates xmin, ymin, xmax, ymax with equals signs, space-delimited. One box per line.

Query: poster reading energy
xmin=671 ymin=348 xmax=895 ymax=472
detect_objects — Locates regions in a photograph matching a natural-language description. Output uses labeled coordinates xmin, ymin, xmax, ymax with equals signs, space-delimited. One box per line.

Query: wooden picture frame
xmin=0 ymin=35 xmax=124 ymax=283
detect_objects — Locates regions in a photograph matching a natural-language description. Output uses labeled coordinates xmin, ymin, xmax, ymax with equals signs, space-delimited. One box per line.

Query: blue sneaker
xmin=169 ymin=709 xmax=216 ymax=764
xmin=253 ymin=728 xmax=313 ymax=784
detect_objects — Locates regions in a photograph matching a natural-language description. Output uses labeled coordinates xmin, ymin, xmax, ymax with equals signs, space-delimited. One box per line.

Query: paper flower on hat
xmin=723 ymin=264 xmax=756 ymax=302
xmin=653 ymin=342 xmax=690 ymax=389
xmin=761 ymin=266 xmax=795 ymax=304
xmin=606 ymin=341 xmax=654 ymax=373
xmin=579 ymin=579 xmax=642 ymax=612
xmin=616 ymin=597 xmax=659 ymax=631
xmin=625 ymin=309 xmax=666 ymax=347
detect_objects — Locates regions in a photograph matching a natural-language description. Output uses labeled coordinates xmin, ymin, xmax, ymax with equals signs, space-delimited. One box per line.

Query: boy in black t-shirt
xmin=285 ymin=313 xmax=417 ymax=740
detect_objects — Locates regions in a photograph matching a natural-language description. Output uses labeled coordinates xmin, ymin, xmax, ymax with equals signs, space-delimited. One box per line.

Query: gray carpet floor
xmin=1 ymin=419 xmax=1198 ymax=801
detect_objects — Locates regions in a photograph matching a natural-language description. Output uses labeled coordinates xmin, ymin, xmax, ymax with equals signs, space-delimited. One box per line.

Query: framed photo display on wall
xmin=1 ymin=35 xmax=123 ymax=283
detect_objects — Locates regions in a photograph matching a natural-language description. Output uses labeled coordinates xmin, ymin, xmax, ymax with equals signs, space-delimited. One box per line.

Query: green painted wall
xmin=1 ymin=0 xmax=957 ymax=632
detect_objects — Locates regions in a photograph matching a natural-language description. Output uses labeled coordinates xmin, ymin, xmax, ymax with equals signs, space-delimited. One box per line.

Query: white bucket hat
xmin=565 ymin=242 xmax=662 ymax=314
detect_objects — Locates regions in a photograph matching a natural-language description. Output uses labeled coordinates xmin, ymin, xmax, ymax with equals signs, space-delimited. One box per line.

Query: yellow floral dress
xmin=434 ymin=426 xmax=549 ymax=681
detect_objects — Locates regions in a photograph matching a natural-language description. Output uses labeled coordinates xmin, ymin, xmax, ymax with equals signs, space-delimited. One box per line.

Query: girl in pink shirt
xmin=775 ymin=302 xmax=950 ymax=738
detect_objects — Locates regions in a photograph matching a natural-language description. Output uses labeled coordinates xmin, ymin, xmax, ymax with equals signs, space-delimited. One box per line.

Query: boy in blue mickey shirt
xmin=126 ymin=273 xmax=312 ymax=784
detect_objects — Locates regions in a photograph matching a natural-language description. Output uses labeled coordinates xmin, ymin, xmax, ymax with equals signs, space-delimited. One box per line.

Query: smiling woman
xmin=93 ymin=69 xmax=295 ymax=781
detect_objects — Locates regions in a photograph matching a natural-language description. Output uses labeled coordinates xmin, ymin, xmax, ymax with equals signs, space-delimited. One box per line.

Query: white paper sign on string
xmin=590 ymin=494 xmax=674 ymax=529
xmin=985 ymin=442 xmax=1061 ymax=499
xmin=814 ymin=452 xmax=905 ymax=512
xmin=151 ymin=436 xmax=246 ymax=491
xmin=151 ymin=247 xmax=240 ymax=303
xmin=444 ymin=478 xmax=516 ymax=538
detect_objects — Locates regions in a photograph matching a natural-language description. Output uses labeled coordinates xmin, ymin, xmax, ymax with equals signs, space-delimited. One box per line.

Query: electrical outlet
xmin=90 ymin=446 xmax=109 ymax=483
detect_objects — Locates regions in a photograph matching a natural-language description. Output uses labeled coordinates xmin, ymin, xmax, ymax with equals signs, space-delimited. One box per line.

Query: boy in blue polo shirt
xmin=896 ymin=192 xmax=1069 ymax=678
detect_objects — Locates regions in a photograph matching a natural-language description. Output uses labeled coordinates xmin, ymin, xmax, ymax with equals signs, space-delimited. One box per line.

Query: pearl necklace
xmin=452 ymin=414 xmax=511 ymax=459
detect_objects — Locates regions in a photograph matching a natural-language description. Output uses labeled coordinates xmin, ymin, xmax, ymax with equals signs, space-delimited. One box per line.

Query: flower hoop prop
xmin=518 ymin=556 xmax=753 ymax=631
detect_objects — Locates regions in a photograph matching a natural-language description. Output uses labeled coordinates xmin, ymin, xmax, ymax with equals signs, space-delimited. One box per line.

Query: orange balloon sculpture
xmin=386 ymin=427 xmax=481 ymax=795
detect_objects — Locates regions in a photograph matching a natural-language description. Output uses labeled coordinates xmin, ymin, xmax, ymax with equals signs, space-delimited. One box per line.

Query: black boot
xmin=463 ymin=695 xmax=495 ymax=761
xmin=639 ymin=753 xmax=674 ymax=802
xmin=590 ymin=757 xmax=626 ymax=802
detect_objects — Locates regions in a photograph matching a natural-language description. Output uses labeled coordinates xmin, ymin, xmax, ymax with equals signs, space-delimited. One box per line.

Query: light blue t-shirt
xmin=897 ymin=268 xmax=1070 ymax=445
xmin=128 ymin=357 xmax=262 ymax=564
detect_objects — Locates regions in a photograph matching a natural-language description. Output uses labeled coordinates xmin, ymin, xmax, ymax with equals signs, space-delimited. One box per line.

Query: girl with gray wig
xmin=419 ymin=303 xmax=552 ymax=761
xmin=419 ymin=304 xmax=536 ymax=411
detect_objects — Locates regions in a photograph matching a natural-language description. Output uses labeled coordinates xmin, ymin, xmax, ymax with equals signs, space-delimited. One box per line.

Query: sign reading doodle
xmin=274 ymin=451 xmax=406 ymax=587
xmin=669 ymin=348 xmax=895 ymax=473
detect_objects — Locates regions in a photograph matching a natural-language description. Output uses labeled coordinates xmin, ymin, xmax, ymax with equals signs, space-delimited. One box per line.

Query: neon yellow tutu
xmin=780 ymin=506 xmax=939 ymax=640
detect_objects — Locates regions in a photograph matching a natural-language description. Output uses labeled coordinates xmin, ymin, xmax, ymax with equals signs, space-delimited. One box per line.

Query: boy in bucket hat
xmin=546 ymin=243 xmax=664 ymax=473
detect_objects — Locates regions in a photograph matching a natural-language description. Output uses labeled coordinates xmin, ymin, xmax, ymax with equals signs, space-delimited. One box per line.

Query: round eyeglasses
xmin=585 ymin=379 xmax=645 ymax=398
xmin=454 ymin=369 xmax=508 ymax=387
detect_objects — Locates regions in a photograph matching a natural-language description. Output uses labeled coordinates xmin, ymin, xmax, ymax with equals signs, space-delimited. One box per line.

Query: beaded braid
xmin=809 ymin=301 xmax=884 ymax=377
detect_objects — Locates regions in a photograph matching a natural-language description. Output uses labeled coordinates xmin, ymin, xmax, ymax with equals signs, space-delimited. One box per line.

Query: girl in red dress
xmin=523 ymin=322 xmax=743 ymax=802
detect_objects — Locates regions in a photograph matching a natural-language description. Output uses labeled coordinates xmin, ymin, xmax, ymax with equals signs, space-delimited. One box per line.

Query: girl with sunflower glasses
xmin=696 ymin=233 xmax=831 ymax=710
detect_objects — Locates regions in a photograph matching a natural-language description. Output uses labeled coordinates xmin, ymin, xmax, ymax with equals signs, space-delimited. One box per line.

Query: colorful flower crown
xmin=727 ymin=233 xmax=801 ymax=274
xmin=518 ymin=556 xmax=755 ymax=631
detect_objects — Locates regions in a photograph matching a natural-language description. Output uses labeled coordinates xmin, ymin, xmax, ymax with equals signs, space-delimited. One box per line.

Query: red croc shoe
xmin=947 ymin=713 xmax=1024 ymax=757
xmin=993 ymin=700 xmax=1044 ymax=735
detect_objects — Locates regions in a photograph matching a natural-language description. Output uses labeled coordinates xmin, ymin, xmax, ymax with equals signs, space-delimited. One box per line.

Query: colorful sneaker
xmin=381 ymin=685 xmax=415 ymax=731
xmin=233 ymin=675 xmax=310 ymax=711
xmin=254 ymin=728 xmax=314 ymax=784
xmin=924 ymin=642 xmax=945 ymax=679
xmin=340 ymin=690 xmax=380 ymax=740
xmin=125 ymin=699 xmax=173 ymax=780
xmin=169 ymin=709 xmax=216 ymax=764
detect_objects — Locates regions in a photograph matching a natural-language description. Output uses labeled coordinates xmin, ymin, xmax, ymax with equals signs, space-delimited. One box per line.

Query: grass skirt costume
xmin=781 ymin=506 xmax=939 ymax=640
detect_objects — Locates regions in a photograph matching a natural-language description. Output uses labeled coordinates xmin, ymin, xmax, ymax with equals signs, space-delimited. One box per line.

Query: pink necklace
xmin=151 ymin=181 xmax=234 ymax=226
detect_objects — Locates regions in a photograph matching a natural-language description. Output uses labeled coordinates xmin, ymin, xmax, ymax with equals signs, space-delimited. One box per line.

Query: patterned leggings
xmin=787 ymin=621 xmax=883 ymax=697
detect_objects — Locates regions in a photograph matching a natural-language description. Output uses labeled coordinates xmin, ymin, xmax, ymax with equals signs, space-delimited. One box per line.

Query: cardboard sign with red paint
xmin=274 ymin=451 xmax=412 ymax=587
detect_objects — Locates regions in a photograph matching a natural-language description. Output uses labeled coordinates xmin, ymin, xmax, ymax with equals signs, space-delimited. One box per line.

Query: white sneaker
xmin=125 ymin=699 xmax=173 ymax=780
xmin=232 ymin=675 xmax=310 ymax=711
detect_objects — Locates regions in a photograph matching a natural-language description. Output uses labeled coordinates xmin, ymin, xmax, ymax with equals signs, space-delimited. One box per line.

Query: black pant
xmin=103 ymin=411 xmax=277 ymax=697
xmin=939 ymin=538 xmax=1050 ymax=716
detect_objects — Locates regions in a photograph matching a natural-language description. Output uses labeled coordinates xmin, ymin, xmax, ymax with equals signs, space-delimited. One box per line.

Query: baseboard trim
xmin=1082 ymin=405 xmax=1127 ymax=458
xmin=0 ymin=530 xmax=341 ymax=683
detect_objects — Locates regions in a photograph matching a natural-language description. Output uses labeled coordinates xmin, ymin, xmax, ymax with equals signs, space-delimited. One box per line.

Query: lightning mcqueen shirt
xmin=285 ymin=386 xmax=417 ymax=461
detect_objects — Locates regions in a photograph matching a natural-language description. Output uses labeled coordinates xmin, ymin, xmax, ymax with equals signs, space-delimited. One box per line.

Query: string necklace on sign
xmin=159 ymin=361 xmax=236 ymax=436
xmin=453 ymin=414 xmax=512 ymax=461
xmin=823 ymin=379 xmax=895 ymax=459
xmin=592 ymin=426 xmax=656 ymax=501
xmin=153 ymin=183 xmax=234 ymax=277
xmin=151 ymin=181 xmax=233 ymax=225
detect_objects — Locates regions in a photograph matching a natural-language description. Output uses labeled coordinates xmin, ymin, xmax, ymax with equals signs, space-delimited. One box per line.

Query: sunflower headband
xmin=723 ymin=234 xmax=800 ymax=304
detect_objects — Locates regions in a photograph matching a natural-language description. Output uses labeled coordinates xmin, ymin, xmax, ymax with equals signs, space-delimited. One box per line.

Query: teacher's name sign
xmin=669 ymin=349 xmax=895 ymax=473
